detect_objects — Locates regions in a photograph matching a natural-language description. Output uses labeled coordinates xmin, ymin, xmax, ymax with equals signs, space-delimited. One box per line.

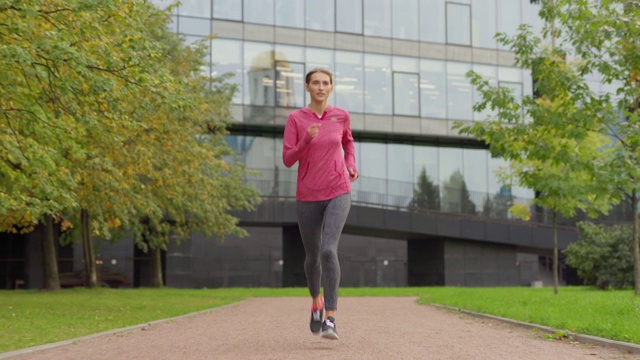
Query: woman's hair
xmin=305 ymin=68 xmax=333 ymax=85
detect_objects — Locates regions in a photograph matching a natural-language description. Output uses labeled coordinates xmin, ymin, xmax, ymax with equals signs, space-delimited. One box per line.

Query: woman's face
xmin=306 ymin=72 xmax=333 ymax=103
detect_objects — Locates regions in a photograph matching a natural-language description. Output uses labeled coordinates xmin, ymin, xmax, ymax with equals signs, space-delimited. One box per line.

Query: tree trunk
xmin=150 ymin=246 xmax=163 ymax=288
xmin=552 ymin=210 xmax=559 ymax=295
xmin=81 ymin=209 xmax=98 ymax=288
xmin=42 ymin=215 xmax=61 ymax=291
xmin=632 ymin=189 xmax=640 ymax=295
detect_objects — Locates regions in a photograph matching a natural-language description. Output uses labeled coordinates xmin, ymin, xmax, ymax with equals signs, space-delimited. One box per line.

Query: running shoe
xmin=321 ymin=316 xmax=339 ymax=340
xmin=310 ymin=298 xmax=324 ymax=334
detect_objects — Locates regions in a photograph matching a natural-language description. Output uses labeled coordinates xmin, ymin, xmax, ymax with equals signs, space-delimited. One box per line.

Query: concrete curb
xmin=0 ymin=300 xmax=245 ymax=359
xmin=433 ymin=304 xmax=640 ymax=355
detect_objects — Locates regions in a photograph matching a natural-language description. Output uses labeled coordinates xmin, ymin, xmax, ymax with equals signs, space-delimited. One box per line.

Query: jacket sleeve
xmin=342 ymin=113 xmax=357 ymax=170
xmin=283 ymin=114 xmax=312 ymax=168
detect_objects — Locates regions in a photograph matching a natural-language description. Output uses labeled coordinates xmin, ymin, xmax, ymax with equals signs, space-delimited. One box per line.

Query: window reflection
xmin=276 ymin=61 xmax=304 ymax=108
xmin=244 ymin=42 xmax=275 ymax=106
xmin=388 ymin=144 xmax=414 ymax=207
xmin=214 ymin=0 xmax=242 ymax=20
xmin=364 ymin=54 xmax=392 ymax=115
xmin=178 ymin=0 xmax=210 ymax=18
xmin=335 ymin=51 xmax=364 ymax=113
xmin=420 ymin=0 xmax=445 ymax=43
xmin=446 ymin=3 xmax=471 ymax=46
xmin=447 ymin=62 xmax=473 ymax=120
xmin=306 ymin=0 xmax=334 ymax=31
xmin=336 ymin=0 xmax=363 ymax=34
xmin=211 ymin=39 xmax=243 ymax=104
xmin=464 ymin=149 xmax=488 ymax=211
xmin=359 ymin=142 xmax=387 ymax=205
xmin=420 ymin=60 xmax=447 ymax=119
xmin=364 ymin=0 xmax=391 ymax=37
xmin=472 ymin=0 xmax=497 ymax=49
xmin=244 ymin=0 xmax=275 ymax=25
xmin=392 ymin=0 xmax=419 ymax=40
xmin=498 ymin=0 xmax=521 ymax=50
xmin=276 ymin=0 xmax=304 ymax=28
xmin=394 ymin=72 xmax=420 ymax=116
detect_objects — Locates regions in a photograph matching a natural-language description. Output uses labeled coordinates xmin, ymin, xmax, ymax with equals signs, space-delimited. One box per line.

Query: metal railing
xmin=244 ymin=167 xmax=634 ymax=227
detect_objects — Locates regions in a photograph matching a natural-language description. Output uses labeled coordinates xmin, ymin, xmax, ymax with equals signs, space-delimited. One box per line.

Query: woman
xmin=282 ymin=68 xmax=359 ymax=340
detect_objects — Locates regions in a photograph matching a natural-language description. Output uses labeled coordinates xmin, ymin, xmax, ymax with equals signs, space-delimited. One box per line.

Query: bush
xmin=564 ymin=222 xmax=635 ymax=289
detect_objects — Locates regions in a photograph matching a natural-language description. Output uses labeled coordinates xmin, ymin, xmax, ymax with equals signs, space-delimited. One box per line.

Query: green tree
xmin=441 ymin=170 xmax=476 ymax=215
xmin=409 ymin=167 xmax=440 ymax=211
xmin=565 ymin=222 xmax=634 ymax=289
xmin=540 ymin=0 xmax=640 ymax=295
xmin=454 ymin=22 xmax=616 ymax=294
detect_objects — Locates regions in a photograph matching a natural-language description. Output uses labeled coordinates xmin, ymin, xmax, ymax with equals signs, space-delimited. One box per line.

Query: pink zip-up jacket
xmin=283 ymin=106 xmax=357 ymax=201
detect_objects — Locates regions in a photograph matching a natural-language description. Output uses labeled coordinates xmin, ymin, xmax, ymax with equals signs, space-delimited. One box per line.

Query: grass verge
xmin=1 ymin=286 xmax=639 ymax=353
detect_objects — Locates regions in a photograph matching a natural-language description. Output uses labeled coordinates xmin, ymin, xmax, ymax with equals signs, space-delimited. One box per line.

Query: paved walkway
xmin=4 ymin=297 xmax=640 ymax=359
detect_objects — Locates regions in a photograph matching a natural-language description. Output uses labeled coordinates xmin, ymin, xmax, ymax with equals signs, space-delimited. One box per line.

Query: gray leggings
xmin=296 ymin=192 xmax=351 ymax=311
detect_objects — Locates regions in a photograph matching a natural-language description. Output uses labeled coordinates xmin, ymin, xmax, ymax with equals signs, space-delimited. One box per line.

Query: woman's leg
xmin=296 ymin=200 xmax=326 ymax=303
xmin=320 ymin=193 xmax=351 ymax=315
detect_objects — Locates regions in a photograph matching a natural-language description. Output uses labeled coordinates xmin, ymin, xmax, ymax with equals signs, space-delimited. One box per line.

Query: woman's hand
xmin=348 ymin=167 xmax=359 ymax=182
xmin=307 ymin=123 xmax=321 ymax=139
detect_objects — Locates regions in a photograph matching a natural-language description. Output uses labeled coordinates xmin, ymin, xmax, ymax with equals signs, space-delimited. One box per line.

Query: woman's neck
xmin=308 ymin=102 xmax=328 ymax=116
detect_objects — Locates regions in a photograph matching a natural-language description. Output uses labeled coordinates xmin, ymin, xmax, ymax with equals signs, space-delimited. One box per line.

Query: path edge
xmin=0 ymin=300 xmax=246 ymax=360
xmin=432 ymin=304 xmax=640 ymax=355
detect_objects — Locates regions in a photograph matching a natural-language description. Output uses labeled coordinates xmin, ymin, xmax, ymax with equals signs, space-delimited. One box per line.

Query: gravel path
xmin=8 ymin=297 xmax=640 ymax=360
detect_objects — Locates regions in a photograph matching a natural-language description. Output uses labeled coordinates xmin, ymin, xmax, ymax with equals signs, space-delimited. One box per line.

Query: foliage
xmin=409 ymin=167 xmax=440 ymax=211
xmin=564 ymin=222 xmax=635 ymax=289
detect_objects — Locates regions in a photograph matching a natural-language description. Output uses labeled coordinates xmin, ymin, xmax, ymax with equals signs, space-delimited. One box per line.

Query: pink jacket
xmin=283 ymin=106 xmax=357 ymax=201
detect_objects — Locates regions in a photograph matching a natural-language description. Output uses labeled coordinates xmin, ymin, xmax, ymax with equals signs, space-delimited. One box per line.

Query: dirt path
xmin=8 ymin=297 xmax=640 ymax=359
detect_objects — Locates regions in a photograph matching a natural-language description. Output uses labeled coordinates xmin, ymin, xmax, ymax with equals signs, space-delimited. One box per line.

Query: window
xmin=498 ymin=0 xmax=521 ymax=50
xmin=420 ymin=59 xmax=447 ymax=119
xmin=214 ymin=0 xmax=242 ymax=20
xmin=275 ymin=45 xmax=305 ymax=108
xmin=364 ymin=0 xmax=391 ymax=37
xmin=178 ymin=0 xmax=210 ymax=18
xmin=335 ymin=51 xmax=364 ymax=113
xmin=364 ymin=54 xmax=392 ymax=115
xmin=244 ymin=0 xmax=274 ymax=25
xmin=472 ymin=64 xmax=498 ymax=121
xmin=446 ymin=62 xmax=473 ymax=120
xmin=211 ymin=39 xmax=243 ymax=104
xmin=336 ymin=0 xmax=363 ymax=34
xmin=394 ymin=72 xmax=420 ymax=116
xmin=420 ymin=0 xmax=445 ymax=43
xmin=244 ymin=42 xmax=275 ymax=106
xmin=306 ymin=0 xmax=334 ymax=31
xmin=446 ymin=2 xmax=471 ymax=46
xmin=276 ymin=0 xmax=304 ymax=28
xmin=472 ymin=0 xmax=497 ymax=49
xmin=392 ymin=0 xmax=419 ymax=40
xmin=178 ymin=17 xmax=211 ymax=36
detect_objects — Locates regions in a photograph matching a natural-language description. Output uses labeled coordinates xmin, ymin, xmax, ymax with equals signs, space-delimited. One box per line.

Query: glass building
xmin=6 ymin=0 xmax=625 ymax=290
xmin=133 ymin=0 xmax=586 ymax=289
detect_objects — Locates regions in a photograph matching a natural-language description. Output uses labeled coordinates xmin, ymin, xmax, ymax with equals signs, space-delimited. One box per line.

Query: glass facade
xmin=157 ymin=0 xmax=544 ymax=218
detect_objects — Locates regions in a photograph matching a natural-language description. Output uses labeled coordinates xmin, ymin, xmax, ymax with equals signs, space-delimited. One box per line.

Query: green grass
xmin=1 ymin=286 xmax=639 ymax=353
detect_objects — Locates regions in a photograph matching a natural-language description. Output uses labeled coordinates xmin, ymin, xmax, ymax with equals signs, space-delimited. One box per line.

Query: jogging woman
xmin=282 ymin=68 xmax=359 ymax=340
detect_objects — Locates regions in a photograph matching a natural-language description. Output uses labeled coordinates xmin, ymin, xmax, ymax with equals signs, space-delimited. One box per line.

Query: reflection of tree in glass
xmin=409 ymin=167 xmax=440 ymax=211
xmin=442 ymin=170 xmax=476 ymax=215
xmin=482 ymin=184 xmax=513 ymax=219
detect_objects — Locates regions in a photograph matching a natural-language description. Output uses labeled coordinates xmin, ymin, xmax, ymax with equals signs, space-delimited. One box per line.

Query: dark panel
xmin=481 ymin=272 xmax=499 ymax=286
xmin=509 ymin=225 xmax=533 ymax=246
xmin=283 ymin=226 xmax=306 ymax=287
xmin=410 ymin=212 xmax=437 ymax=234
xmin=460 ymin=219 xmax=486 ymax=241
xmin=407 ymin=239 xmax=444 ymax=286
xmin=464 ymin=272 xmax=482 ymax=287
xmin=357 ymin=207 xmax=387 ymax=229
xmin=445 ymin=271 xmax=465 ymax=286
xmin=385 ymin=209 xmax=412 ymax=232
xmin=532 ymin=226 xmax=553 ymax=248
xmin=437 ymin=215 xmax=461 ymax=238
xmin=486 ymin=222 xmax=509 ymax=244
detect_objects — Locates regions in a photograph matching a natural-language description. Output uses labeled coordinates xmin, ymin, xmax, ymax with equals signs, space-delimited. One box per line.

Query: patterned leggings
xmin=296 ymin=192 xmax=351 ymax=311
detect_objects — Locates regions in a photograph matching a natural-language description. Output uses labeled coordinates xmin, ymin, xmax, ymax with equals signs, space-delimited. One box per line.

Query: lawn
xmin=1 ymin=286 xmax=639 ymax=353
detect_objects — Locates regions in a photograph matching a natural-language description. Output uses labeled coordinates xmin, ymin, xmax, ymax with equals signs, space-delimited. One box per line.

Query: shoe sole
xmin=321 ymin=330 xmax=339 ymax=340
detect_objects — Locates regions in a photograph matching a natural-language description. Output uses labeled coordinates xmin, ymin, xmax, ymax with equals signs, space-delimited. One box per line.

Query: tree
xmin=454 ymin=22 xmax=617 ymax=294
xmin=540 ymin=0 xmax=640 ymax=295
xmin=441 ymin=170 xmax=476 ymax=215
xmin=564 ymin=222 xmax=634 ymax=289
xmin=1 ymin=1 xmax=261 ymax=289
xmin=409 ymin=167 xmax=440 ymax=211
